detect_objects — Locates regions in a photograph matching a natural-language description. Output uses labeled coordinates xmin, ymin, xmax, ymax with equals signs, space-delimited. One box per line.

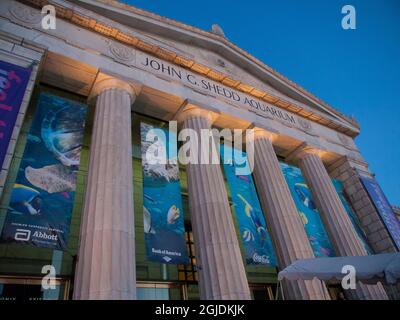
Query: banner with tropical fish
xmin=332 ymin=179 xmax=373 ymax=254
xmin=221 ymin=144 xmax=277 ymax=266
xmin=1 ymin=92 xmax=87 ymax=250
xmin=280 ymin=162 xmax=335 ymax=258
xmin=140 ymin=122 xmax=189 ymax=264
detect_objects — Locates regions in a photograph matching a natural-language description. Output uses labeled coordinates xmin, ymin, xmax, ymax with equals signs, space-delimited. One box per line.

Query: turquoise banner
xmin=332 ymin=179 xmax=373 ymax=254
xmin=221 ymin=144 xmax=277 ymax=266
xmin=280 ymin=162 xmax=335 ymax=258
xmin=140 ymin=122 xmax=189 ymax=264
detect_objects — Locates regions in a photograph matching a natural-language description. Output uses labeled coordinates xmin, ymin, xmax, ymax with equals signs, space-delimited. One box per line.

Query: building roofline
xmin=94 ymin=0 xmax=360 ymax=130
xmin=20 ymin=0 xmax=360 ymax=136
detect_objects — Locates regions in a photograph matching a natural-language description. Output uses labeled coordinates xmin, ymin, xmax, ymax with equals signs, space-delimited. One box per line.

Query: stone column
xmin=177 ymin=106 xmax=251 ymax=300
xmin=73 ymin=77 xmax=136 ymax=300
xmin=296 ymin=146 xmax=388 ymax=300
xmin=247 ymin=129 xmax=328 ymax=300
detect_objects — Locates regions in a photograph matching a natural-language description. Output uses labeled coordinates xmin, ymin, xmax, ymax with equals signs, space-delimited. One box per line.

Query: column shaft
xmin=73 ymin=86 xmax=136 ymax=299
xmin=249 ymin=134 xmax=328 ymax=300
xmin=299 ymin=153 xmax=388 ymax=300
xmin=183 ymin=114 xmax=251 ymax=300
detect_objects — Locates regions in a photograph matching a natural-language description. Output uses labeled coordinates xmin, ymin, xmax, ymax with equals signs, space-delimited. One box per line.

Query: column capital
xmin=286 ymin=142 xmax=327 ymax=164
xmin=175 ymin=102 xmax=219 ymax=125
xmin=247 ymin=124 xmax=279 ymax=142
xmin=89 ymin=74 xmax=136 ymax=103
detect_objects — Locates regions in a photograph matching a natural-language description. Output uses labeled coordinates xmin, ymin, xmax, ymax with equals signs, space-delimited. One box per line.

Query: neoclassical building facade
xmin=0 ymin=0 xmax=398 ymax=300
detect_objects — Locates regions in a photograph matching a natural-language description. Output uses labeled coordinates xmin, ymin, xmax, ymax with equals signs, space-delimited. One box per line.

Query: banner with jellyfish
xmin=332 ymin=179 xmax=373 ymax=254
xmin=140 ymin=122 xmax=189 ymax=264
xmin=280 ymin=162 xmax=335 ymax=258
xmin=1 ymin=92 xmax=87 ymax=250
xmin=221 ymin=144 xmax=277 ymax=266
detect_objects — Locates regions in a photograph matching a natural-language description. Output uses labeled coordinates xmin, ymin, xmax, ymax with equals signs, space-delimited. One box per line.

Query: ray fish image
xmin=9 ymin=184 xmax=42 ymax=215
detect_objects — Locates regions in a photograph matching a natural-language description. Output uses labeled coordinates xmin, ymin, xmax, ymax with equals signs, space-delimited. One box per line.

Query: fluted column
xmin=178 ymin=106 xmax=251 ymax=300
xmin=247 ymin=129 xmax=328 ymax=300
xmin=297 ymin=147 xmax=388 ymax=300
xmin=73 ymin=77 xmax=136 ymax=300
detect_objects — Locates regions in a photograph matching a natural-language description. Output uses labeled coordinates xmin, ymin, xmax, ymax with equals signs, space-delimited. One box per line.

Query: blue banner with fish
xmin=332 ymin=179 xmax=373 ymax=254
xmin=0 ymin=60 xmax=31 ymax=170
xmin=280 ymin=162 xmax=335 ymax=258
xmin=140 ymin=122 xmax=189 ymax=264
xmin=0 ymin=92 xmax=87 ymax=250
xmin=221 ymin=144 xmax=277 ymax=266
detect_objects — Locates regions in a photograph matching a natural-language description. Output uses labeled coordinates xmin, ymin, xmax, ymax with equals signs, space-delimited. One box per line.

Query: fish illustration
xmin=25 ymin=164 xmax=76 ymax=193
xmin=256 ymin=226 xmax=267 ymax=242
xmin=242 ymin=228 xmax=255 ymax=242
xmin=237 ymin=194 xmax=263 ymax=230
xmin=9 ymin=184 xmax=42 ymax=215
xmin=143 ymin=206 xmax=156 ymax=234
xmin=294 ymin=183 xmax=317 ymax=210
xmin=299 ymin=212 xmax=308 ymax=225
xmin=167 ymin=205 xmax=180 ymax=224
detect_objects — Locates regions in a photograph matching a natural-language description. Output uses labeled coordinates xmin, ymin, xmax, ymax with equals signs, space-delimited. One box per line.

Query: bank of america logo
xmin=14 ymin=229 xmax=31 ymax=241
xmin=163 ymin=256 xmax=172 ymax=262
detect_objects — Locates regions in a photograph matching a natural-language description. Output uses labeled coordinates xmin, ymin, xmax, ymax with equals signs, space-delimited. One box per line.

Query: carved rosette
xmin=8 ymin=3 xmax=41 ymax=26
xmin=298 ymin=117 xmax=312 ymax=132
xmin=108 ymin=41 xmax=134 ymax=64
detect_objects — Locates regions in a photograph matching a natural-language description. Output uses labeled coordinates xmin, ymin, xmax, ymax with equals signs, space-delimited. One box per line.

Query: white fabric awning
xmin=278 ymin=253 xmax=400 ymax=285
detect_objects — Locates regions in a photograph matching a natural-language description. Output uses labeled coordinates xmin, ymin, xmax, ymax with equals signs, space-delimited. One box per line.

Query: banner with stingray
xmin=1 ymin=92 xmax=87 ymax=250
xmin=140 ymin=122 xmax=189 ymax=264
xmin=221 ymin=144 xmax=277 ymax=266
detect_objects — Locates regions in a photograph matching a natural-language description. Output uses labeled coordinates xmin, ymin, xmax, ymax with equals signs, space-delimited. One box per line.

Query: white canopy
xmin=278 ymin=253 xmax=400 ymax=285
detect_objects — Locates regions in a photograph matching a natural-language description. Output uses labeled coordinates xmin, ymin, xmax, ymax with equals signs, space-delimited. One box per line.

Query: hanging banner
xmin=0 ymin=60 xmax=31 ymax=169
xmin=221 ymin=145 xmax=277 ymax=266
xmin=280 ymin=162 xmax=335 ymax=258
xmin=360 ymin=176 xmax=400 ymax=250
xmin=1 ymin=93 xmax=87 ymax=250
xmin=332 ymin=179 xmax=373 ymax=254
xmin=140 ymin=122 xmax=189 ymax=264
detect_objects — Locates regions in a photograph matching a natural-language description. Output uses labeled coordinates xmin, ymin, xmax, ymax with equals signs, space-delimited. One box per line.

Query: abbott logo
xmin=14 ymin=229 xmax=31 ymax=241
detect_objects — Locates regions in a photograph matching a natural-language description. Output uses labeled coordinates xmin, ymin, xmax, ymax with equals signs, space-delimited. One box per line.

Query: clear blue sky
xmin=122 ymin=0 xmax=400 ymax=206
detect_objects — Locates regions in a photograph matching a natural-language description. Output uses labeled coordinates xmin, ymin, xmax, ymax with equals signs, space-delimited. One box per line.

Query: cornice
xmin=19 ymin=0 xmax=360 ymax=137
